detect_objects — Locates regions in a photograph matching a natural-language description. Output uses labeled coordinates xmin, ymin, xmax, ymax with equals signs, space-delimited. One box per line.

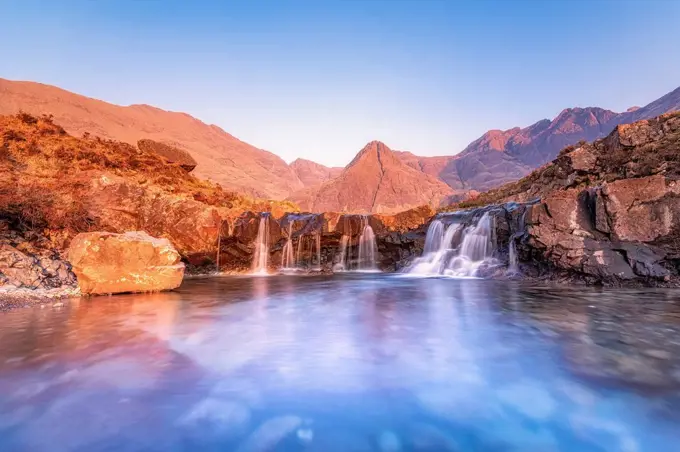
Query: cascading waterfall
xmin=251 ymin=214 xmax=270 ymax=274
xmin=507 ymin=208 xmax=528 ymax=275
xmin=335 ymin=235 xmax=350 ymax=272
xmin=281 ymin=223 xmax=295 ymax=270
xmin=357 ymin=216 xmax=378 ymax=271
xmin=315 ymin=233 xmax=322 ymax=271
xmin=406 ymin=212 xmax=498 ymax=278
xmin=423 ymin=220 xmax=445 ymax=254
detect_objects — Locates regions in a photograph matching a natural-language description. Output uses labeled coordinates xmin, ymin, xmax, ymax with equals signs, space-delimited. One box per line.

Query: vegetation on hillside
xmin=0 ymin=112 xmax=298 ymax=234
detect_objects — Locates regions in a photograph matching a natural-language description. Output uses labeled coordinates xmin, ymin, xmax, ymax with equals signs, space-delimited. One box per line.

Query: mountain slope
xmin=288 ymin=141 xmax=455 ymax=214
xmin=0 ymin=78 xmax=303 ymax=199
xmin=398 ymin=85 xmax=680 ymax=193
xmin=289 ymin=158 xmax=343 ymax=187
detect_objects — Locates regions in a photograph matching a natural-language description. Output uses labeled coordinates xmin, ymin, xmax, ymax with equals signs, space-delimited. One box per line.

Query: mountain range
xmin=1 ymin=77 xmax=679 ymax=212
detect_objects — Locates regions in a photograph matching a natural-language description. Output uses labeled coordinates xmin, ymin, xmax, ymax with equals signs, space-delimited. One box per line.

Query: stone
xmin=568 ymin=146 xmax=597 ymax=172
xmin=67 ymin=231 xmax=184 ymax=295
xmin=0 ymin=242 xmax=75 ymax=290
xmin=601 ymin=175 xmax=680 ymax=242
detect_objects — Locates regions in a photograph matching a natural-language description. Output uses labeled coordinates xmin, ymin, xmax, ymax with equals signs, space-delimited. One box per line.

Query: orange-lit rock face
xmin=289 ymin=141 xmax=454 ymax=214
xmin=68 ymin=231 xmax=184 ymax=295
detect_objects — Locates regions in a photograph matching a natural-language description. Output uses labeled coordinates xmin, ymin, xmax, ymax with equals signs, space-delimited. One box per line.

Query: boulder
xmin=82 ymin=173 xmax=224 ymax=259
xmin=68 ymin=231 xmax=184 ymax=295
xmin=137 ymin=139 xmax=198 ymax=172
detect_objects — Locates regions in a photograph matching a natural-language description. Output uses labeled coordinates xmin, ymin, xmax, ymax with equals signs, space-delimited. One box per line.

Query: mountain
xmin=288 ymin=141 xmax=455 ymax=214
xmin=0 ymin=78 xmax=303 ymax=199
xmin=289 ymin=158 xmax=343 ymax=187
xmin=397 ymin=86 xmax=680 ymax=193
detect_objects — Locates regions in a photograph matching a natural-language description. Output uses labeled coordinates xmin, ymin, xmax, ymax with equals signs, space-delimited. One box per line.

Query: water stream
xmin=251 ymin=214 xmax=270 ymax=274
xmin=407 ymin=212 xmax=498 ymax=278
xmin=1 ymin=275 xmax=680 ymax=451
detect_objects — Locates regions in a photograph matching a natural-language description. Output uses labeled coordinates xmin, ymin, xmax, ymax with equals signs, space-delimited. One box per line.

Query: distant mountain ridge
xmin=288 ymin=141 xmax=455 ymax=214
xmin=397 ymin=86 xmax=680 ymax=192
xmin=2 ymin=77 xmax=679 ymax=212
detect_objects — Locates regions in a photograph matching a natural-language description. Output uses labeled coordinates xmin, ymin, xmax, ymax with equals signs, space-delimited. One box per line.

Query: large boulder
xmin=68 ymin=231 xmax=184 ymax=295
xmin=81 ymin=173 xmax=224 ymax=259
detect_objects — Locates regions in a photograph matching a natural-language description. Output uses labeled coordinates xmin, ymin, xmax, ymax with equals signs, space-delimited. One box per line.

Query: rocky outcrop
xmin=501 ymin=112 xmax=680 ymax=285
xmin=0 ymin=226 xmax=76 ymax=290
xmin=288 ymin=141 xmax=456 ymax=214
xmin=213 ymin=206 xmax=432 ymax=273
xmin=137 ymin=139 xmax=197 ymax=172
xmin=0 ymin=112 xmax=296 ymax=271
xmin=68 ymin=231 xmax=184 ymax=295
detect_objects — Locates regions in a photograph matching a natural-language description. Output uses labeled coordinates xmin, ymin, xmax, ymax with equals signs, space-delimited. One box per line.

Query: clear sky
xmin=1 ymin=0 xmax=679 ymax=167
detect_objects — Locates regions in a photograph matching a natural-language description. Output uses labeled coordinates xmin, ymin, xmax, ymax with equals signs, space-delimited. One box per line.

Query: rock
xmin=0 ymin=242 xmax=75 ymax=290
xmin=137 ymin=139 xmax=198 ymax=172
xmin=600 ymin=175 xmax=680 ymax=242
xmin=67 ymin=231 xmax=184 ymax=295
xmin=84 ymin=173 xmax=224 ymax=259
xmin=568 ymin=146 xmax=597 ymax=172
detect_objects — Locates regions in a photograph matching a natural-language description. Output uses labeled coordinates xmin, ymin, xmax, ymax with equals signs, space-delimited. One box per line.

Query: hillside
xmin=397 ymin=86 xmax=680 ymax=192
xmin=0 ymin=78 xmax=303 ymax=199
xmin=0 ymin=112 xmax=296 ymax=259
xmin=288 ymin=141 xmax=455 ymax=213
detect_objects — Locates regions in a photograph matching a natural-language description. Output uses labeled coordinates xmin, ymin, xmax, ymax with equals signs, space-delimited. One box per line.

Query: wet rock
xmin=67 ymin=231 xmax=184 ymax=295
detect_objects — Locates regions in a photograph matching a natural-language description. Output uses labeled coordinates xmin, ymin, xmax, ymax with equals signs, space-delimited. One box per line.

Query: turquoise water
xmin=1 ymin=274 xmax=679 ymax=451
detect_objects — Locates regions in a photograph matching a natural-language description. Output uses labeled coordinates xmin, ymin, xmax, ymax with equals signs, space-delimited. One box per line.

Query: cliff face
xmin=288 ymin=141 xmax=455 ymax=214
xmin=0 ymin=78 xmax=303 ymax=198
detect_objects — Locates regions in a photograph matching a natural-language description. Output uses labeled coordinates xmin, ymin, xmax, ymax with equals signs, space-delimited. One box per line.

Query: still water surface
xmin=1 ymin=275 xmax=680 ymax=451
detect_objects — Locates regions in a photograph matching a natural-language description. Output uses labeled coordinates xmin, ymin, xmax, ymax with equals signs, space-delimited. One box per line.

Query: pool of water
xmin=1 ymin=274 xmax=680 ymax=451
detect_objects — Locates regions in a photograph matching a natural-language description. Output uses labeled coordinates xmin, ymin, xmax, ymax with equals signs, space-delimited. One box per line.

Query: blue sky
xmin=1 ymin=0 xmax=679 ymax=166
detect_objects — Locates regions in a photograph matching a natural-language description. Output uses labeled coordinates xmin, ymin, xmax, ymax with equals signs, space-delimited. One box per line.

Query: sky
xmin=1 ymin=0 xmax=679 ymax=167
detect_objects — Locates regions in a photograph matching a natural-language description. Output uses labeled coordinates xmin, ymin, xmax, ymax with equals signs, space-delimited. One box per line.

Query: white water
xmin=281 ymin=223 xmax=295 ymax=270
xmin=508 ymin=239 xmax=518 ymax=274
xmin=357 ymin=216 xmax=378 ymax=271
xmin=251 ymin=215 xmax=270 ymax=274
xmin=335 ymin=234 xmax=350 ymax=272
xmin=314 ymin=233 xmax=322 ymax=271
xmin=407 ymin=212 xmax=498 ymax=278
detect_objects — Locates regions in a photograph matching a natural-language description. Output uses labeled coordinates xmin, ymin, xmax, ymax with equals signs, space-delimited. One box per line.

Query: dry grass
xmin=0 ymin=112 xmax=298 ymax=233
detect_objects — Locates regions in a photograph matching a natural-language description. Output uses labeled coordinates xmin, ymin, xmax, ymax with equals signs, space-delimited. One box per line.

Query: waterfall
xmin=335 ymin=234 xmax=350 ymax=272
xmin=281 ymin=223 xmax=295 ymax=270
xmin=357 ymin=216 xmax=378 ymax=271
xmin=406 ymin=212 xmax=498 ymax=278
xmin=507 ymin=208 xmax=527 ymax=276
xmin=315 ymin=233 xmax=322 ymax=271
xmin=251 ymin=214 xmax=270 ymax=274
xmin=423 ymin=220 xmax=445 ymax=254
xmin=508 ymin=240 xmax=518 ymax=274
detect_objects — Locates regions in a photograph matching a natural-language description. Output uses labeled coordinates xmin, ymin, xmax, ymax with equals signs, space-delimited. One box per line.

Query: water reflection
xmin=1 ymin=275 xmax=680 ymax=451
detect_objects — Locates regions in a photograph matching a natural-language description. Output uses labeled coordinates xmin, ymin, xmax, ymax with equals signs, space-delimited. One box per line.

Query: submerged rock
xmin=67 ymin=231 xmax=184 ymax=295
